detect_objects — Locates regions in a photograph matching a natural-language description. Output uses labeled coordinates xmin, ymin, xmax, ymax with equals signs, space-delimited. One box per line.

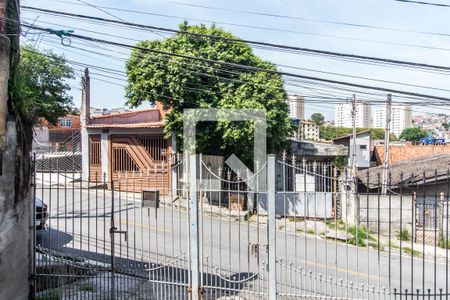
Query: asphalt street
xmin=35 ymin=182 xmax=450 ymax=298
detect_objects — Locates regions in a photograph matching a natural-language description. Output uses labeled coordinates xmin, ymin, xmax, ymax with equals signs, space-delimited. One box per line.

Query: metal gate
xmin=32 ymin=150 xmax=450 ymax=299
xmin=32 ymin=152 xmax=189 ymax=299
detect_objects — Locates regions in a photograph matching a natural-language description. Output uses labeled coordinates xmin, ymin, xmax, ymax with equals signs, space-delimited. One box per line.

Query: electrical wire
xmin=31 ymin=31 xmax=450 ymax=112
xmin=20 ymin=1 xmax=450 ymax=53
xmin=28 ymin=0 xmax=450 ymax=38
xmin=394 ymin=0 xmax=450 ymax=8
xmin=20 ymin=7 xmax=450 ymax=74
xmin=22 ymin=15 xmax=450 ymax=95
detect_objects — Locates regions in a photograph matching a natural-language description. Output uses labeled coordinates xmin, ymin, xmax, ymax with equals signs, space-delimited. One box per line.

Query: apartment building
xmin=373 ymin=105 xmax=412 ymax=137
xmin=335 ymin=102 xmax=371 ymax=128
xmin=287 ymin=94 xmax=305 ymax=120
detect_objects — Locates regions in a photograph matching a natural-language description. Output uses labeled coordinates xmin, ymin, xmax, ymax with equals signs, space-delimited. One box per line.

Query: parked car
xmin=36 ymin=198 xmax=48 ymax=231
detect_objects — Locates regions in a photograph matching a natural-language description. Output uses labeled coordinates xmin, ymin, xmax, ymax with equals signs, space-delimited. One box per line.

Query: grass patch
xmin=348 ymin=225 xmax=376 ymax=240
xmin=389 ymin=243 xmax=400 ymax=250
xmin=388 ymin=243 xmax=421 ymax=257
xmin=369 ymin=241 xmax=384 ymax=251
xmin=36 ymin=289 xmax=61 ymax=300
xmin=438 ymin=237 xmax=450 ymax=249
xmin=397 ymin=229 xmax=411 ymax=241
xmin=403 ymin=247 xmax=421 ymax=257
xmin=326 ymin=219 xmax=346 ymax=231
xmin=346 ymin=225 xmax=376 ymax=247
xmin=295 ymin=228 xmax=315 ymax=234
xmin=78 ymin=283 xmax=96 ymax=292
xmin=288 ymin=216 xmax=305 ymax=222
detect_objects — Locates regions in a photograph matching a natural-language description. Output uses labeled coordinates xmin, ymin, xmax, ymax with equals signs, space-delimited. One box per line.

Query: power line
xmin=164 ymin=1 xmax=450 ymax=38
xmin=28 ymin=44 xmax=445 ymax=116
xmin=24 ymin=24 xmax=450 ymax=111
xmin=29 ymin=0 xmax=450 ymax=38
xmin=23 ymin=15 xmax=450 ymax=94
xmin=73 ymin=0 xmax=166 ymax=38
xmin=31 ymin=32 xmax=450 ymax=109
xmin=24 ymin=23 xmax=450 ymax=104
xmin=20 ymin=6 xmax=450 ymax=73
xmin=394 ymin=0 xmax=450 ymax=7
xmin=22 ymin=1 xmax=450 ymax=53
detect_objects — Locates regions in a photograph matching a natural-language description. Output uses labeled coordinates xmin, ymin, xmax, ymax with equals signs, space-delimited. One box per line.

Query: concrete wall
xmin=258 ymin=192 xmax=333 ymax=218
xmin=345 ymin=193 xmax=414 ymax=235
xmin=334 ymin=132 xmax=371 ymax=169
xmin=0 ymin=121 xmax=32 ymax=300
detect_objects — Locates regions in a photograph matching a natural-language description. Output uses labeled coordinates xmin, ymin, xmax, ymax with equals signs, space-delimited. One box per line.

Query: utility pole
xmin=382 ymin=93 xmax=392 ymax=194
xmin=351 ymin=94 xmax=357 ymax=191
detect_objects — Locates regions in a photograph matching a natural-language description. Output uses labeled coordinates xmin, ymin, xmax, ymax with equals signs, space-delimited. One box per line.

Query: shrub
xmin=438 ymin=236 xmax=450 ymax=249
xmin=397 ymin=229 xmax=411 ymax=241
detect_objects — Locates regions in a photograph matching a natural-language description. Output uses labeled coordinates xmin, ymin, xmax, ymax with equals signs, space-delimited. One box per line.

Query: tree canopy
xmin=12 ymin=45 xmax=74 ymax=125
xmin=310 ymin=113 xmax=324 ymax=125
xmin=319 ymin=126 xmax=395 ymax=141
xmin=125 ymin=22 xmax=293 ymax=163
xmin=399 ymin=127 xmax=427 ymax=142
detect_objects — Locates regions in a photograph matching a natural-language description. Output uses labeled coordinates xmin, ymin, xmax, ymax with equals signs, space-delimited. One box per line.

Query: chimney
xmin=81 ymin=68 xmax=90 ymax=126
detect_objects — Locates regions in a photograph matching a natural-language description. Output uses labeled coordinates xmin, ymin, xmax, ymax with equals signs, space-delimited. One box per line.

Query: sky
xmin=20 ymin=0 xmax=450 ymax=120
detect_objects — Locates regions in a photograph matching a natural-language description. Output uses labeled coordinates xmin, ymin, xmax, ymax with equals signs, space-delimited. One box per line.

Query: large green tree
xmin=319 ymin=126 xmax=393 ymax=141
xmin=399 ymin=127 xmax=428 ymax=142
xmin=310 ymin=113 xmax=324 ymax=125
xmin=126 ymin=22 xmax=293 ymax=163
xmin=12 ymin=45 xmax=74 ymax=125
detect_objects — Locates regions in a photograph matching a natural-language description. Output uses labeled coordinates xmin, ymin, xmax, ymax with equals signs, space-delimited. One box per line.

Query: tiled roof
xmin=373 ymin=144 xmax=450 ymax=164
xmin=86 ymin=122 xmax=164 ymax=129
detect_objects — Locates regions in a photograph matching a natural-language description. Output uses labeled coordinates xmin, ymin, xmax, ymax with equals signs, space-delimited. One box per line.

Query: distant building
xmin=90 ymin=107 xmax=132 ymax=117
xmin=287 ymin=94 xmax=304 ymax=120
xmin=333 ymin=131 xmax=371 ymax=169
xmin=373 ymin=105 xmax=412 ymax=138
xmin=33 ymin=115 xmax=81 ymax=152
xmin=299 ymin=120 xmax=320 ymax=141
xmin=335 ymin=102 xmax=371 ymax=128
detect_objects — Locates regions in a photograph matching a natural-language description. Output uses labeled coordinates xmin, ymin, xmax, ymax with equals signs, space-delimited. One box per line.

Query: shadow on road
xmin=35 ymin=228 xmax=261 ymax=299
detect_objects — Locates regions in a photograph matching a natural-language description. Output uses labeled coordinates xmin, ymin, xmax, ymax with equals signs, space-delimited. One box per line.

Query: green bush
xmin=347 ymin=225 xmax=375 ymax=247
xmin=438 ymin=236 xmax=450 ymax=249
xmin=397 ymin=229 xmax=410 ymax=241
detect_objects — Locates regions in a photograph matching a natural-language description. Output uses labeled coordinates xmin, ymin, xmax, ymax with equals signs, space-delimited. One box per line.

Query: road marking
xmin=121 ymin=220 xmax=169 ymax=233
xmin=303 ymin=260 xmax=384 ymax=281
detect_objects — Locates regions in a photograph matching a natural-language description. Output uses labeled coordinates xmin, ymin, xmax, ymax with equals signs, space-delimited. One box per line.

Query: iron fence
xmin=32 ymin=148 xmax=450 ymax=299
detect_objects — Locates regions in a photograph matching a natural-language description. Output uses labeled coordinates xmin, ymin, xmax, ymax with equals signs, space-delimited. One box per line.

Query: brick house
xmin=80 ymin=72 xmax=173 ymax=193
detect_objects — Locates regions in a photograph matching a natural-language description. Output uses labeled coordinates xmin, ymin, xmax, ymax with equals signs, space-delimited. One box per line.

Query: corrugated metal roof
xmin=358 ymin=153 xmax=450 ymax=188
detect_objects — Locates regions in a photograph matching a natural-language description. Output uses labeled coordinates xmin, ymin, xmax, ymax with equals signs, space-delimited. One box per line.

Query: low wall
xmin=257 ymin=192 xmax=333 ymax=218
xmin=343 ymin=193 xmax=414 ymax=235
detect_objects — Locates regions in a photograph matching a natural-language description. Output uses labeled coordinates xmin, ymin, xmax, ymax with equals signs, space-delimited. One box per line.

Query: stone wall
xmin=0 ymin=121 xmax=32 ymax=300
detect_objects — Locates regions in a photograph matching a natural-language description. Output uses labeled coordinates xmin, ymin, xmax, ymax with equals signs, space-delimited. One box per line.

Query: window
xmin=60 ymin=118 xmax=72 ymax=128
xmin=359 ymin=145 xmax=367 ymax=150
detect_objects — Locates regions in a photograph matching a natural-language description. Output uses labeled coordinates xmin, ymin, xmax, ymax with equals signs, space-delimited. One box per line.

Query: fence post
xmin=267 ymin=155 xmax=277 ymax=300
xmin=440 ymin=192 xmax=445 ymax=240
xmin=188 ymin=154 xmax=200 ymax=299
